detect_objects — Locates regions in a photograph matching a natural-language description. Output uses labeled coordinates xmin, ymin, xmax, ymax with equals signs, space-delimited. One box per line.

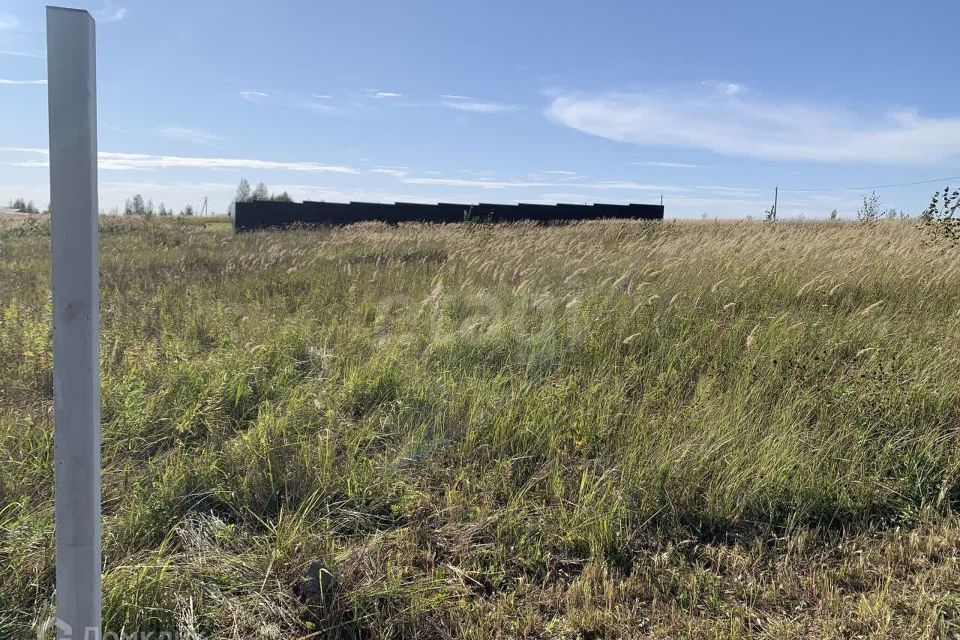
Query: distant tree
xmin=919 ymin=186 xmax=960 ymax=247
xmin=251 ymin=182 xmax=269 ymax=201
xmin=124 ymin=194 xmax=147 ymax=216
xmin=181 ymin=203 xmax=195 ymax=216
xmin=829 ymin=209 xmax=839 ymax=221
xmin=144 ymin=199 xmax=156 ymax=219
xmin=856 ymin=192 xmax=881 ymax=223
xmin=270 ymin=191 xmax=293 ymax=202
xmin=157 ymin=202 xmax=171 ymax=216
xmin=235 ymin=178 xmax=252 ymax=204
xmin=10 ymin=197 xmax=38 ymax=214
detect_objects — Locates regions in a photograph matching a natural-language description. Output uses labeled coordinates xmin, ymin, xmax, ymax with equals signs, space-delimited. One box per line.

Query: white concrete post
xmin=46 ymin=6 xmax=101 ymax=639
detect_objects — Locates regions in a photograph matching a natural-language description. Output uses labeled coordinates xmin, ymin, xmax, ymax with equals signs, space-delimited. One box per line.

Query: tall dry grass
xmin=2 ymin=216 xmax=960 ymax=638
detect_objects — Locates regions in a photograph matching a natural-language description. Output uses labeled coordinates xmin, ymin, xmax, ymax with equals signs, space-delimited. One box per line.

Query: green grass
xmin=3 ymin=215 xmax=960 ymax=638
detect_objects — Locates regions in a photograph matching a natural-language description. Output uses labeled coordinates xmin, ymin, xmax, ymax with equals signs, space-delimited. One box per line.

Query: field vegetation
xmin=3 ymin=215 xmax=960 ymax=638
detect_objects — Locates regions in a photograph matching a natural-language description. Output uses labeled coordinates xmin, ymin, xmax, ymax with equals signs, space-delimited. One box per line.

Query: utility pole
xmin=773 ymin=187 xmax=779 ymax=220
xmin=47 ymin=6 xmax=101 ymax=639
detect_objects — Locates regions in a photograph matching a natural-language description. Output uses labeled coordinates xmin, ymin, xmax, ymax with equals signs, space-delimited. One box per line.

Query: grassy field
xmin=3 ymin=215 xmax=960 ymax=639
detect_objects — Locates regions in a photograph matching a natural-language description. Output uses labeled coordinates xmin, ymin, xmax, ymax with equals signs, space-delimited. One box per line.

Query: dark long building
xmin=233 ymin=200 xmax=664 ymax=230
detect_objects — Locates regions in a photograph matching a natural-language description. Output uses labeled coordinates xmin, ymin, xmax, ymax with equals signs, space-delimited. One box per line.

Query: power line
xmin=779 ymin=175 xmax=960 ymax=193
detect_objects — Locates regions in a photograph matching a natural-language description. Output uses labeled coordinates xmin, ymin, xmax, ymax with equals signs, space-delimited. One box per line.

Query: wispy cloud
xmin=102 ymin=180 xmax=236 ymax=191
xmin=547 ymin=83 xmax=960 ymax=164
xmin=233 ymin=90 xmax=359 ymax=117
xmin=365 ymin=89 xmax=402 ymax=99
xmin=528 ymin=170 xmax=583 ymax=182
xmin=401 ymin=174 xmax=686 ymax=192
xmin=0 ymin=79 xmax=46 ymax=85
xmin=370 ymin=167 xmax=409 ymax=178
xmin=160 ymin=126 xmax=222 ymax=146
xmin=702 ymin=80 xmax=743 ymax=96
xmin=581 ymin=180 xmax=687 ymax=192
xmin=97 ymin=2 xmax=127 ymax=23
xmin=99 ymin=152 xmax=357 ymax=174
xmin=403 ymin=177 xmax=555 ymax=189
xmin=0 ymin=50 xmax=41 ymax=59
xmin=5 ymin=147 xmax=357 ymax=174
xmin=633 ymin=161 xmax=700 ymax=169
xmin=0 ymin=14 xmax=21 ymax=30
xmin=440 ymin=95 xmax=518 ymax=113
xmin=2 ymin=147 xmax=48 ymax=154
xmin=695 ymin=185 xmax=764 ymax=197
xmin=292 ymin=98 xmax=343 ymax=116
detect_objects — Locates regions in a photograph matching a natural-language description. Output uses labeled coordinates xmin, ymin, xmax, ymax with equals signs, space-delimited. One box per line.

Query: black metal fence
xmin=233 ymin=200 xmax=664 ymax=230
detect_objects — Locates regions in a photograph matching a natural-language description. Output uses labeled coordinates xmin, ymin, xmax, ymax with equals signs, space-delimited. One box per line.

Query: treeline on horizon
xmin=4 ymin=178 xmax=290 ymax=218
xmin=5 ymin=183 xmax=958 ymax=224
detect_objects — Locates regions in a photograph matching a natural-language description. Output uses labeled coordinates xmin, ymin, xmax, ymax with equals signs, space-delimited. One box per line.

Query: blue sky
xmin=2 ymin=0 xmax=959 ymax=218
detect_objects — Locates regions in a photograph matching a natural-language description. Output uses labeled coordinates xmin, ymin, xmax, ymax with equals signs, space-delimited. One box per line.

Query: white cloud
xmin=0 ymin=14 xmax=21 ymax=30
xmin=633 ymin=161 xmax=700 ymax=169
xmin=160 ymin=126 xmax=221 ymax=145
xmin=702 ymin=81 xmax=743 ymax=96
xmin=96 ymin=1 xmax=127 ymax=23
xmin=370 ymin=167 xmax=409 ymax=177
xmin=4 ymin=148 xmax=357 ymax=174
xmin=401 ymin=175 xmax=687 ymax=192
xmin=530 ymin=170 xmax=583 ymax=181
xmin=0 ymin=79 xmax=46 ymax=85
xmin=6 ymin=160 xmax=48 ymax=167
xmin=580 ymin=180 xmax=687 ymax=192
xmin=440 ymin=95 xmax=517 ymax=113
xmin=97 ymin=152 xmax=357 ymax=174
xmin=236 ymin=91 xmax=351 ymax=116
xmin=0 ymin=50 xmax=41 ymax=58
xmin=403 ymin=177 xmax=555 ymax=189
xmin=293 ymin=99 xmax=342 ymax=116
xmin=546 ymin=84 xmax=960 ymax=164
xmin=695 ymin=185 xmax=764 ymax=197
xmin=102 ymin=180 xmax=235 ymax=191
xmin=365 ymin=89 xmax=402 ymax=99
